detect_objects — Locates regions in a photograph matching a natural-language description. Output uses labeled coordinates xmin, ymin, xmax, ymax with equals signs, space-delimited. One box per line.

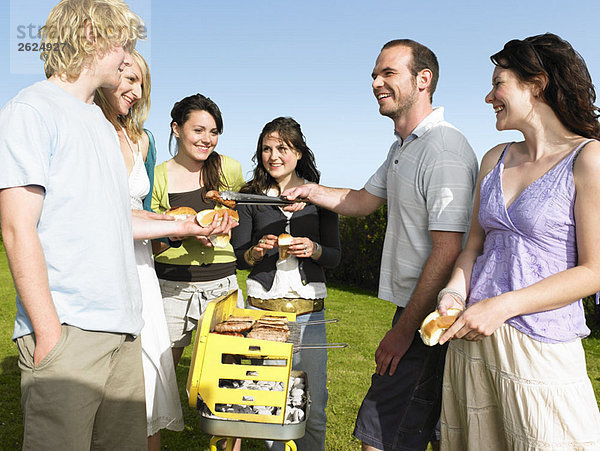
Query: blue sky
xmin=2 ymin=0 xmax=600 ymax=188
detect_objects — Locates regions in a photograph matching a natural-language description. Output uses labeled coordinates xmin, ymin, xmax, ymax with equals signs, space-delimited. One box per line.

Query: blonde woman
xmin=96 ymin=51 xmax=184 ymax=450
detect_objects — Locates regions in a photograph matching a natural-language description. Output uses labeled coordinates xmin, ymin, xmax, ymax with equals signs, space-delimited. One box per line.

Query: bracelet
xmin=245 ymin=246 xmax=265 ymax=266
xmin=311 ymin=242 xmax=322 ymax=260
xmin=244 ymin=247 xmax=259 ymax=266
xmin=437 ymin=287 xmax=466 ymax=307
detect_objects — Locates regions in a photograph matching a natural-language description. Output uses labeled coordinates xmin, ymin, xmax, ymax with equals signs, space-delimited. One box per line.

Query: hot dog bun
xmin=165 ymin=206 xmax=197 ymax=220
xmin=196 ymin=208 xmax=239 ymax=248
xmin=196 ymin=208 xmax=239 ymax=226
xmin=419 ymin=308 xmax=462 ymax=346
xmin=278 ymin=233 xmax=293 ymax=259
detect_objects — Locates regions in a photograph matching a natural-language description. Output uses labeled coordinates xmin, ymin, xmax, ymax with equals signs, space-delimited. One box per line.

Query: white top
xmin=0 ymin=80 xmax=143 ymax=338
xmin=246 ymin=187 xmax=327 ymax=300
xmin=124 ymin=128 xmax=150 ymax=210
xmin=364 ymin=107 xmax=478 ymax=307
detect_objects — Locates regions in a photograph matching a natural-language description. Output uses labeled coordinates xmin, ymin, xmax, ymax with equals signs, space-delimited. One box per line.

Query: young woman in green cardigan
xmin=151 ymin=93 xmax=244 ymax=366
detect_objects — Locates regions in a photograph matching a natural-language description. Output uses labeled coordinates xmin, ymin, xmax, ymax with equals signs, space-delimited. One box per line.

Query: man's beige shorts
xmin=16 ymin=325 xmax=147 ymax=450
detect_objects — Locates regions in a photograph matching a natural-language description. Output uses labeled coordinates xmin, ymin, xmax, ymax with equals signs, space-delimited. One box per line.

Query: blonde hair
xmin=41 ymin=0 xmax=143 ymax=81
xmin=95 ymin=50 xmax=151 ymax=143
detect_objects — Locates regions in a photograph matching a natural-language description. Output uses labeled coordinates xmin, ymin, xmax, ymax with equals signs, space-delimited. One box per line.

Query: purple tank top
xmin=468 ymin=141 xmax=592 ymax=343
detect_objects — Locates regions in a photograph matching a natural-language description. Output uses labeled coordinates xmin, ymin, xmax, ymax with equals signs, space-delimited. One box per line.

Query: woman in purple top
xmin=437 ymin=33 xmax=600 ymax=449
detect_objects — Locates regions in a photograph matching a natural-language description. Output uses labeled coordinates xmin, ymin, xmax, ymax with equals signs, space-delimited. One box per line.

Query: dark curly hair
xmin=169 ymin=93 xmax=228 ymax=192
xmin=241 ymin=117 xmax=320 ymax=195
xmin=491 ymin=33 xmax=600 ymax=139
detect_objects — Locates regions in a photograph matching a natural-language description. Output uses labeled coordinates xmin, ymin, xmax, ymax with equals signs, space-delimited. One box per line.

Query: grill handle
xmin=293 ymin=343 xmax=348 ymax=352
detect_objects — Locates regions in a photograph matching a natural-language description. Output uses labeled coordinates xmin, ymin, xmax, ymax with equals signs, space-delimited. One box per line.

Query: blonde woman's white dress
xmin=128 ymin=140 xmax=184 ymax=436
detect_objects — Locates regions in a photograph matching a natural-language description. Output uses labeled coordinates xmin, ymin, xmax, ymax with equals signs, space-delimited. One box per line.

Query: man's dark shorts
xmin=353 ymin=307 xmax=447 ymax=451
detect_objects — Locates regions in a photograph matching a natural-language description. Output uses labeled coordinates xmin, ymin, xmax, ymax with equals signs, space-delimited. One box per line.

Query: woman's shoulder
xmin=479 ymin=142 xmax=514 ymax=180
xmin=154 ymin=159 xmax=172 ymax=176
xmin=219 ymin=153 xmax=242 ymax=168
xmin=573 ymin=139 xmax=600 ymax=177
xmin=155 ymin=159 xmax=170 ymax=169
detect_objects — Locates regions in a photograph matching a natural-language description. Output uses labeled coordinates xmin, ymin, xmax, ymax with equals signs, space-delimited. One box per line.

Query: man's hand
xmin=282 ymin=184 xmax=385 ymax=217
xmin=175 ymin=211 xmax=239 ymax=242
xmin=282 ymin=201 xmax=306 ymax=213
xmin=199 ymin=210 xmax=238 ymax=236
xmin=133 ymin=210 xmax=238 ymax=241
xmin=33 ymin=324 xmax=62 ymax=366
xmin=281 ymin=184 xmax=315 ymax=203
xmin=374 ymin=325 xmax=413 ymax=376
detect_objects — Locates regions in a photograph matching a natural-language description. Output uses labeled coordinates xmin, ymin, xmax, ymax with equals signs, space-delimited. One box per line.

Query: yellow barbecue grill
xmin=187 ymin=289 xmax=322 ymax=450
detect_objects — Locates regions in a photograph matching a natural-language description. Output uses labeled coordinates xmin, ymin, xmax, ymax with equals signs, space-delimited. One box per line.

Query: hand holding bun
xmin=165 ymin=206 xmax=197 ymax=220
xmin=419 ymin=308 xmax=462 ymax=346
xmin=278 ymin=233 xmax=293 ymax=259
xmin=196 ymin=208 xmax=240 ymax=247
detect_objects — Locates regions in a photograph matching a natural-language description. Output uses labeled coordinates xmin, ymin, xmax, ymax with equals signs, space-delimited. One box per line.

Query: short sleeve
xmin=364 ymin=144 xmax=396 ymax=199
xmin=0 ymin=101 xmax=53 ymax=191
xmin=424 ymin=150 xmax=476 ymax=232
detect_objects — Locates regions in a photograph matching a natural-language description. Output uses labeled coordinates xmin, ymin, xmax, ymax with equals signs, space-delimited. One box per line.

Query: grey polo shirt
xmin=365 ymin=107 xmax=478 ymax=308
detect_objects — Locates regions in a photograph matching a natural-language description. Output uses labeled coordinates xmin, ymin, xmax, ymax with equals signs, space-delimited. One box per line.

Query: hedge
xmin=325 ymin=205 xmax=387 ymax=293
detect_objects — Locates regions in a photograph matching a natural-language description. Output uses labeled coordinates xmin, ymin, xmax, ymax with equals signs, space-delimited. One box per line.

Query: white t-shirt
xmin=0 ymin=80 xmax=143 ymax=338
xmin=365 ymin=107 xmax=478 ymax=308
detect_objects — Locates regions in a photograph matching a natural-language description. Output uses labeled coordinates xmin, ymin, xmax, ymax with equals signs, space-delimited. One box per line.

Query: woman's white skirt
xmin=441 ymin=324 xmax=600 ymax=450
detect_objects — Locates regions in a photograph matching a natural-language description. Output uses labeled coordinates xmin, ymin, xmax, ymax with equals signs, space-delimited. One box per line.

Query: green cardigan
xmin=151 ymin=154 xmax=245 ymax=266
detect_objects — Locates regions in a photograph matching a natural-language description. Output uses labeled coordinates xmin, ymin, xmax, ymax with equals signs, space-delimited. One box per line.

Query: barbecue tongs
xmin=220 ymin=191 xmax=308 ymax=206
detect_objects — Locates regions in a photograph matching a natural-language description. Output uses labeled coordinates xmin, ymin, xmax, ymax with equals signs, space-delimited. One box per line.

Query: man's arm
xmin=374 ymin=230 xmax=464 ymax=376
xmin=131 ymin=210 xmax=238 ymax=240
xmin=0 ymin=186 xmax=61 ymax=365
xmin=283 ymin=184 xmax=385 ymax=217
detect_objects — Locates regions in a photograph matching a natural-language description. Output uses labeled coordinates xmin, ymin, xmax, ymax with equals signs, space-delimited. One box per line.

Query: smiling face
xmin=172 ymin=110 xmax=219 ymax=162
xmin=371 ymin=46 xmax=418 ymax=120
xmin=485 ymin=66 xmax=538 ymax=131
xmin=261 ymin=132 xmax=301 ymax=184
xmin=102 ymin=56 xmax=142 ymax=116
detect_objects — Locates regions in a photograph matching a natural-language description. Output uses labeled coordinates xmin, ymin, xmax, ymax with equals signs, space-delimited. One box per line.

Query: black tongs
xmin=220 ymin=191 xmax=307 ymax=206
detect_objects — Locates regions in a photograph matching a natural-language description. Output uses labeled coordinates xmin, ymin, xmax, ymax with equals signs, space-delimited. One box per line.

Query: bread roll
xmin=278 ymin=233 xmax=293 ymax=259
xmin=419 ymin=308 xmax=462 ymax=346
xmin=208 ymin=233 xmax=231 ymax=248
xmin=196 ymin=208 xmax=239 ymax=226
xmin=196 ymin=208 xmax=239 ymax=248
xmin=165 ymin=206 xmax=197 ymax=220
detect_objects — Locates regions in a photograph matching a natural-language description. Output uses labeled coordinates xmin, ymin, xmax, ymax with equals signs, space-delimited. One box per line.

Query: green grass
xmin=1 ymin=244 xmax=600 ymax=449
xmin=0 ymin=245 xmax=390 ymax=450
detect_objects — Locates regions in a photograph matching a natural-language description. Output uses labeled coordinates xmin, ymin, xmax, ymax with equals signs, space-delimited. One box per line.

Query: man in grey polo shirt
xmin=284 ymin=39 xmax=478 ymax=450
